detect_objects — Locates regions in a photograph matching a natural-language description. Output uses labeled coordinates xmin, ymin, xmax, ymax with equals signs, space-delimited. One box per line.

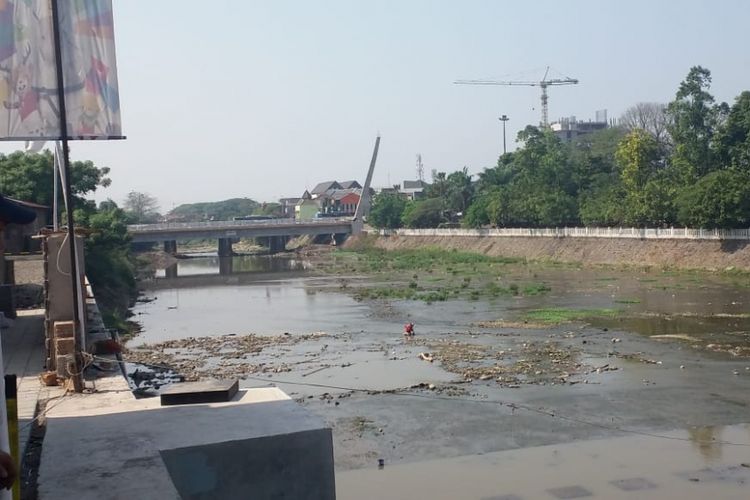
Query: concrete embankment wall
xmin=355 ymin=233 xmax=750 ymax=271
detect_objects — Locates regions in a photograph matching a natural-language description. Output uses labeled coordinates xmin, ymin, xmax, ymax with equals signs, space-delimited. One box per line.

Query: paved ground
xmin=1 ymin=310 xmax=62 ymax=456
xmin=337 ymin=424 xmax=750 ymax=499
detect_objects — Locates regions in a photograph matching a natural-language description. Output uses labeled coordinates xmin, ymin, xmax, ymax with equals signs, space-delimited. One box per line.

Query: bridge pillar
xmin=218 ymin=238 xmax=234 ymax=257
xmin=265 ymin=236 xmax=287 ymax=254
xmin=218 ymin=256 xmax=234 ymax=275
xmin=165 ymin=264 xmax=178 ymax=279
xmin=164 ymin=240 xmax=177 ymax=255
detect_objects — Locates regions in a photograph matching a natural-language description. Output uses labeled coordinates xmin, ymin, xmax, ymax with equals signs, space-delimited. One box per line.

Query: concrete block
xmin=160 ymin=380 xmax=239 ymax=406
xmin=55 ymin=337 xmax=76 ymax=356
xmin=54 ymin=320 xmax=76 ymax=338
xmin=161 ymin=428 xmax=336 ymax=500
xmin=55 ymin=355 xmax=72 ymax=377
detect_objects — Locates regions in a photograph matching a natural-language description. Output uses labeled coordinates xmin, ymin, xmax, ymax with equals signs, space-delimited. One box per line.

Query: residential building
xmin=310 ymin=181 xmax=342 ymax=198
xmin=320 ymin=189 xmax=361 ymax=216
xmin=295 ymin=191 xmax=319 ymax=219
xmin=279 ymin=197 xmax=301 ymax=218
xmin=339 ymin=180 xmax=362 ymax=190
xmin=401 ymin=180 xmax=429 ymax=200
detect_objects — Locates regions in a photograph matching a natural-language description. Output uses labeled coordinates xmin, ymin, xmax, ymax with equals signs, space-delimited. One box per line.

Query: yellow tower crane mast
xmin=455 ymin=67 xmax=579 ymax=127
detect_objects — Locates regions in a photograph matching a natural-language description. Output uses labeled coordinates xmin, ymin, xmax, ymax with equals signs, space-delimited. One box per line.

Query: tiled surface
xmin=337 ymin=424 xmax=750 ymax=499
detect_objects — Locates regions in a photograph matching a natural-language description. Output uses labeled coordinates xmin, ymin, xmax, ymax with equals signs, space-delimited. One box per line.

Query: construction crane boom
xmin=454 ymin=67 xmax=578 ymax=126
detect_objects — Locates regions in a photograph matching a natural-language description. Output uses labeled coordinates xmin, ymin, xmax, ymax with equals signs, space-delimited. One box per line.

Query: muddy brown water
xmin=131 ymin=254 xmax=750 ymax=472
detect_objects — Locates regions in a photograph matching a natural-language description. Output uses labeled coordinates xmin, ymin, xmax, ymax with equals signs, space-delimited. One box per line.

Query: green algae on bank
xmin=522 ymin=308 xmax=620 ymax=325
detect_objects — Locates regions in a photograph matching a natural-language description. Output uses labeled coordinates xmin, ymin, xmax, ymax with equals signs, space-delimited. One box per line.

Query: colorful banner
xmin=0 ymin=0 xmax=122 ymax=140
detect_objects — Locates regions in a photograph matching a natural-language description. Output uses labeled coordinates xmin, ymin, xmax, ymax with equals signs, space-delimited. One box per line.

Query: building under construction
xmin=550 ymin=109 xmax=610 ymax=142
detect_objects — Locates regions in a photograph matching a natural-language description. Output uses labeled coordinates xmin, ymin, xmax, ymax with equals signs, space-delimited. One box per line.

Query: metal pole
xmin=50 ymin=0 xmax=84 ymax=392
xmin=499 ymin=115 xmax=509 ymax=155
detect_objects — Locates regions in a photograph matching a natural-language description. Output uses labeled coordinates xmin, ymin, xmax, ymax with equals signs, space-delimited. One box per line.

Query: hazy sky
xmin=3 ymin=0 xmax=749 ymax=211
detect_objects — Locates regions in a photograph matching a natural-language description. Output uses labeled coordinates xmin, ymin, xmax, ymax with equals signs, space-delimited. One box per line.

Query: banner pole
xmin=50 ymin=0 xmax=84 ymax=393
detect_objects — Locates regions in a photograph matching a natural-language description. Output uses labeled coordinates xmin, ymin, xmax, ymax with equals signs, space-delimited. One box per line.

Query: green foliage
xmin=369 ymin=192 xmax=407 ymax=228
xmin=401 ymin=198 xmax=444 ymax=228
xmin=715 ymin=91 xmax=750 ymax=172
xmin=523 ymin=308 xmax=619 ymax=324
xmin=0 ymin=150 xmax=110 ymax=207
xmin=579 ymin=182 xmax=625 ymax=226
xmin=666 ymin=66 xmax=726 ymax=181
xmin=444 ymin=167 xmax=475 ymax=214
xmin=616 ymin=129 xmax=660 ymax=191
xmin=676 ymin=170 xmax=750 ymax=228
xmin=458 ymin=67 xmax=749 ymax=230
xmin=170 ymin=198 xmax=259 ymax=221
xmin=0 ymin=151 xmax=142 ymax=334
xmin=614 ymin=130 xmax=678 ymax=225
xmin=74 ymin=202 xmax=137 ymax=330
xmin=253 ymin=202 xmax=282 ymax=217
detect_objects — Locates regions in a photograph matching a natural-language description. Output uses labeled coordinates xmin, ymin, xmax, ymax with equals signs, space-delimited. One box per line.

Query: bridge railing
xmin=128 ymin=218 xmax=351 ymax=233
xmin=379 ymin=227 xmax=750 ymax=240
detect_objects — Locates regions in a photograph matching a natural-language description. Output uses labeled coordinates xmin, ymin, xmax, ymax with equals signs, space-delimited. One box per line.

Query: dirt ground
xmin=364 ymin=234 xmax=750 ymax=271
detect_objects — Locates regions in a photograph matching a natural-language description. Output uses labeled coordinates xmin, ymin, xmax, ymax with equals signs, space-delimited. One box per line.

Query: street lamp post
xmin=499 ymin=115 xmax=509 ymax=155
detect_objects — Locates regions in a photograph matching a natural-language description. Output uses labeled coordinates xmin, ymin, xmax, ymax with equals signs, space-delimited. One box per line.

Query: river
xmin=129 ymin=252 xmax=750 ymax=471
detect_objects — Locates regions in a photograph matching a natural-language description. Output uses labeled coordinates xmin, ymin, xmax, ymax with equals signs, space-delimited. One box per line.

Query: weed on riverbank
xmin=330 ymin=246 xmax=552 ymax=303
xmin=522 ymin=308 xmax=620 ymax=324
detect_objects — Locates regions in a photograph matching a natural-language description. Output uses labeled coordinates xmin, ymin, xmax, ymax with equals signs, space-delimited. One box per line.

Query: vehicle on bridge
xmin=233 ymin=215 xmax=276 ymax=221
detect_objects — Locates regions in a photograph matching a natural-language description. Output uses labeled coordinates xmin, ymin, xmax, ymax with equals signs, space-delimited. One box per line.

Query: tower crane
xmin=454 ymin=67 xmax=579 ymax=127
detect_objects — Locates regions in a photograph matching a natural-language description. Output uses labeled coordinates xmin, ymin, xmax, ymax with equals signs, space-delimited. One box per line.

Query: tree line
xmin=370 ymin=67 xmax=750 ymax=230
xmin=0 ymin=150 xmax=136 ymax=331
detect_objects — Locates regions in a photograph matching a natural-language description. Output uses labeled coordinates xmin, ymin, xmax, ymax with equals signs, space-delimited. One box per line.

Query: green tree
xmin=253 ymin=202 xmax=283 ymax=217
xmin=368 ymin=193 xmax=407 ymax=229
xmin=616 ymin=129 xmax=660 ymax=192
xmin=666 ymin=66 xmax=726 ymax=181
xmin=75 ymin=201 xmax=137 ymax=333
xmin=676 ymin=170 xmax=750 ymax=228
xmin=426 ymin=171 xmax=450 ymax=199
xmin=0 ymin=150 xmax=111 ymax=207
xmin=614 ymin=129 xmax=678 ymax=225
xmin=444 ymin=167 xmax=475 ymax=214
xmin=169 ymin=198 xmax=259 ymax=221
xmin=401 ymin=198 xmax=444 ymax=228
xmin=715 ymin=91 xmax=750 ymax=172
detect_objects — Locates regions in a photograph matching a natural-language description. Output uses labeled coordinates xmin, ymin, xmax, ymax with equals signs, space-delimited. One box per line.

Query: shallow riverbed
xmin=129 ymin=252 xmax=750 ymax=470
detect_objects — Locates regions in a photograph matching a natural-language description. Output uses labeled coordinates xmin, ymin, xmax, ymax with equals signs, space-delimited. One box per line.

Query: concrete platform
xmin=160 ymin=379 xmax=239 ymax=405
xmin=336 ymin=423 xmax=750 ymax=500
xmin=38 ymin=376 xmax=336 ymax=500
xmin=1 ymin=310 xmax=64 ymax=457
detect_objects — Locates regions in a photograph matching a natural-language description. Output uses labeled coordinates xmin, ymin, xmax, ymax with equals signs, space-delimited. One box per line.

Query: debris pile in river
xmin=414 ymin=338 xmax=588 ymax=387
xmin=123 ymin=332 xmax=329 ymax=381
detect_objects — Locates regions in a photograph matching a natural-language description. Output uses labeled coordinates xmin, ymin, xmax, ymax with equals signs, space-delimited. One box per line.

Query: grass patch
xmin=523 ymin=307 xmax=619 ymax=324
xmin=522 ymin=283 xmax=551 ymax=296
xmin=336 ymin=246 xmax=523 ymax=272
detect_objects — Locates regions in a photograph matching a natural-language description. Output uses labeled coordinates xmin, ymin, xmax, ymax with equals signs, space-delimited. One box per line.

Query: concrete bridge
xmin=127 ymin=218 xmax=355 ymax=255
xmin=128 ymin=135 xmax=380 ymax=256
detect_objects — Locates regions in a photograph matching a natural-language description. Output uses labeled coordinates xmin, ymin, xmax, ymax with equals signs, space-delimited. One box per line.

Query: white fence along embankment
xmin=379 ymin=227 xmax=750 ymax=241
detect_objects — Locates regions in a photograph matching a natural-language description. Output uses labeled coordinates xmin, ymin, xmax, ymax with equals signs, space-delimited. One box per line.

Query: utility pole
xmin=498 ymin=115 xmax=509 ymax=155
